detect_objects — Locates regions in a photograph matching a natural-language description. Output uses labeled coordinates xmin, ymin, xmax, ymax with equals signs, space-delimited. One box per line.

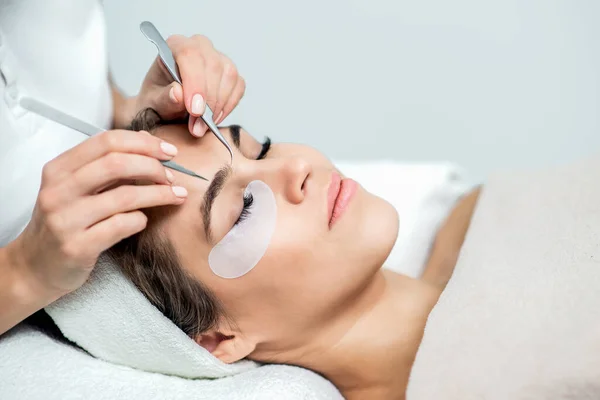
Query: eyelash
xmin=256 ymin=137 xmax=271 ymax=160
xmin=235 ymin=193 xmax=254 ymax=226
xmin=233 ymin=137 xmax=270 ymax=226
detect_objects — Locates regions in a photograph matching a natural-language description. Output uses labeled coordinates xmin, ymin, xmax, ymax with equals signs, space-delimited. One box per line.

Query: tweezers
xmin=19 ymin=96 xmax=208 ymax=181
xmin=140 ymin=21 xmax=234 ymax=163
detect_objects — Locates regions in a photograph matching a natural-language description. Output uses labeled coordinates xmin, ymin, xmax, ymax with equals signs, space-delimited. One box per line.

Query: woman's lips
xmin=327 ymin=172 xmax=342 ymax=224
xmin=327 ymin=172 xmax=357 ymax=228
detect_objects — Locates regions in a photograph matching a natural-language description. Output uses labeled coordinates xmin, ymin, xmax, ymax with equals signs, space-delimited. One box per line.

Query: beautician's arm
xmin=0 ymin=127 xmax=186 ymax=336
xmin=0 ymin=245 xmax=62 ymax=336
xmin=421 ymin=187 xmax=481 ymax=290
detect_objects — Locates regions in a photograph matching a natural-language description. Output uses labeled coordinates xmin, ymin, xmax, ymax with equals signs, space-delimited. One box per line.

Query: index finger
xmin=170 ymin=35 xmax=217 ymax=117
xmin=43 ymin=130 xmax=177 ymax=186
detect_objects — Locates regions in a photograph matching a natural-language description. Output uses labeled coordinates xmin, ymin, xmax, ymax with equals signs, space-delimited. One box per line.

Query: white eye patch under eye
xmin=208 ymin=180 xmax=277 ymax=279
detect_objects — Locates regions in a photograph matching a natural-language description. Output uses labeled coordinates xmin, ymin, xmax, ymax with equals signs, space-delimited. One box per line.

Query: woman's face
xmin=152 ymin=124 xmax=399 ymax=361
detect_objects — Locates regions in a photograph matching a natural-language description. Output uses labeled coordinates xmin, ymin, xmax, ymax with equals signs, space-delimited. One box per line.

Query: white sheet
xmin=407 ymin=156 xmax=600 ymax=399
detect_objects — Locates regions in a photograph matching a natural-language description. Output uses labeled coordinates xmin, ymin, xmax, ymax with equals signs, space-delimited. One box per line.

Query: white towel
xmin=0 ymin=324 xmax=341 ymax=400
xmin=45 ymin=255 xmax=259 ymax=379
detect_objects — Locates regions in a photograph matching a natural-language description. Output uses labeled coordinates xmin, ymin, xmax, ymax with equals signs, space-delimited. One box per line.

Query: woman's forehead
xmin=153 ymin=124 xmax=256 ymax=155
xmin=153 ymin=124 xmax=243 ymax=181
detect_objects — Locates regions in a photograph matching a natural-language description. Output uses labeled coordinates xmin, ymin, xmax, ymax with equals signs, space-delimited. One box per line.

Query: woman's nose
xmin=276 ymin=157 xmax=312 ymax=204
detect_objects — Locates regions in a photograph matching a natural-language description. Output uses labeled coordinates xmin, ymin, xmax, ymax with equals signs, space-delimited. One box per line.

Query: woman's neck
xmin=291 ymin=269 xmax=440 ymax=399
xmin=267 ymin=189 xmax=481 ymax=398
xmin=306 ymin=188 xmax=481 ymax=398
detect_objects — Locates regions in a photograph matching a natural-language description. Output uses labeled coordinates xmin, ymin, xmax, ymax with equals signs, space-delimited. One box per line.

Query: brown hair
xmin=106 ymin=109 xmax=222 ymax=338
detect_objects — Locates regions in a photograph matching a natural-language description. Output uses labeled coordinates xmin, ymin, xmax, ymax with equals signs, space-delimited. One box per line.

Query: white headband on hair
xmin=45 ymin=254 xmax=258 ymax=378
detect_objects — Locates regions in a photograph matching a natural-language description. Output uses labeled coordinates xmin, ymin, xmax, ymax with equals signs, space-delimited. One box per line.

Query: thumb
xmin=148 ymin=82 xmax=186 ymax=120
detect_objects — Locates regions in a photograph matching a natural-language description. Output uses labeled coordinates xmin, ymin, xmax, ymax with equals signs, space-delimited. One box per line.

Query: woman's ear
xmin=195 ymin=325 xmax=256 ymax=364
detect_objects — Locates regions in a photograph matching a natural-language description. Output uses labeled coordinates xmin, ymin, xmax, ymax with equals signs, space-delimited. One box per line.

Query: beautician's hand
xmin=132 ymin=34 xmax=245 ymax=137
xmin=10 ymin=130 xmax=188 ymax=297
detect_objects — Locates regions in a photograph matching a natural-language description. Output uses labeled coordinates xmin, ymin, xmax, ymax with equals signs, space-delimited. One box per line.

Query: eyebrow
xmin=199 ymin=126 xmax=247 ymax=242
xmin=202 ymin=165 xmax=233 ymax=243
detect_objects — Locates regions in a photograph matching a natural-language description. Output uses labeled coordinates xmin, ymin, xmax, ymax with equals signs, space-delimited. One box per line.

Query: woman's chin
xmin=379 ymin=199 xmax=400 ymax=259
xmin=351 ymin=194 xmax=399 ymax=271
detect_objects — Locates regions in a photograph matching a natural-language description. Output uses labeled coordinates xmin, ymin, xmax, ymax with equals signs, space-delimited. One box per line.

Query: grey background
xmin=104 ymin=0 xmax=600 ymax=182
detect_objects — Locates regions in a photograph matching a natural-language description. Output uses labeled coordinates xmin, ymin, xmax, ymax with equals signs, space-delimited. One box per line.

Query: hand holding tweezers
xmin=19 ymin=96 xmax=208 ymax=181
xmin=140 ymin=21 xmax=234 ymax=163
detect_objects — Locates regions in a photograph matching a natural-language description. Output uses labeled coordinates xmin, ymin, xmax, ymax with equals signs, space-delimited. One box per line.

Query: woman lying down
xmin=107 ymin=109 xmax=481 ymax=399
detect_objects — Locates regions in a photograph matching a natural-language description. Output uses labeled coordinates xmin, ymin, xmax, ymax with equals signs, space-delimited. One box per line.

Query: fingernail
xmin=172 ymin=186 xmax=188 ymax=197
xmin=215 ymin=110 xmax=224 ymax=124
xmin=160 ymin=141 xmax=178 ymax=156
xmin=193 ymin=118 xmax=206 ymax=137
xmin=169 ymin=86 xmax=177 ymax=103
xmin=191 ymin=94 xmax=205 ymax=115
xmin=165 ymin=168 xmax=175 ymax=183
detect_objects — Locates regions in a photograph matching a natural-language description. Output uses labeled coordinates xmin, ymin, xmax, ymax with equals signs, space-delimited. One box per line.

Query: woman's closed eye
xmin=256 ymin=137 xmax=271 ymax=161
xmin=232 ymin=137 xmax=270 ymax=227
xmin=235 ymin=193 xmax=254 ymax=226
